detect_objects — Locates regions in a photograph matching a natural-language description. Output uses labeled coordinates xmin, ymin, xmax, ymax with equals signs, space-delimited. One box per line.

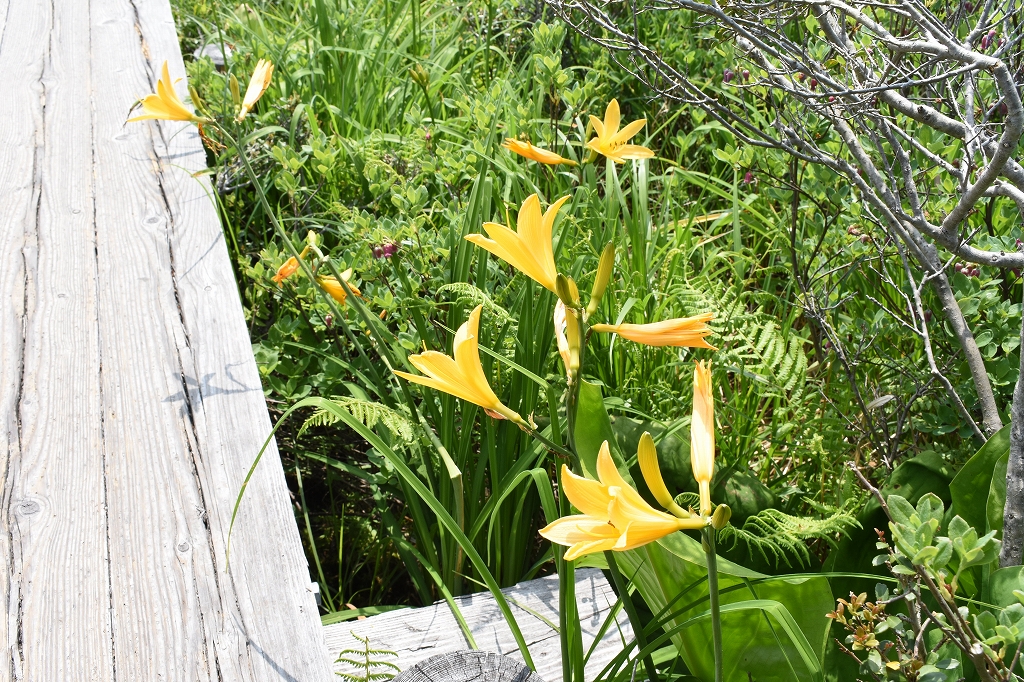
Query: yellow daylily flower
xmin=317 ymin=268 xmax=361 ymax=306
xmin=465 ymin=194 xmax=570 ymax=293
xmin=502 ymin=139 xmax=577 ymax=166
xmin=540 ymin=441 xmax=704 ymax=561
xmin=272 ymin=244 xmax=311 ymax=285
xmin=128 ymin=61 xmax=205 ymax=124
xmin=586 ymin=99 xmax=654 ymax=164
xmin=237 ymin=59 xmax=274 ymax=121
xmin=692 ymin=361 xmax=715 ymax=517
xmin=395 ymin=305 xmax=524 ymax=423
xmin=591 ymin=312 xmax=716 ymax=348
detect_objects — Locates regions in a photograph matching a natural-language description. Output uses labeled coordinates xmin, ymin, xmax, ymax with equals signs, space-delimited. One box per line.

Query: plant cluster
xmin=157 ymin=0 xmax=1024 ymax=680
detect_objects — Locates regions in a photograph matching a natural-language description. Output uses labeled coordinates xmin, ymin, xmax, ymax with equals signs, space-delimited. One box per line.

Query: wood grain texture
xmin=0 ymin=2 xmax=51 ymax=679
xmin=394 ymin=651 xmax=547 ymax=682
xmin=131 ymin=0 xmax=331 ymax=678
xmin=8 ymin=0 xmax=116 ymax=679
xmin=0 ymin=0 xmax=330 ymax=679
xmin=324 ymin=569 xmax=632 ymax=682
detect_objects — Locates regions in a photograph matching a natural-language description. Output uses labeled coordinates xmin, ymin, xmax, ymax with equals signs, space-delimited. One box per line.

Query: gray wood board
xmin=324 ymin=569 xmax=632 ymax=682
xmin=0 ymin=0 xmax=330 ymax=679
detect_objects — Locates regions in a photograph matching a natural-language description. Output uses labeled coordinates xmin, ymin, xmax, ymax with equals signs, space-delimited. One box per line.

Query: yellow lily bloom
xmin=271 ymin=244 xmax=311 ymax=285
xmin=692 ymin=361 xmax=715 ymax=517
xmin=237 ymin=59 xmax=274 ymax=121
xmin=540 ymin=441 xmax=704 ymax=560
xmin=591 ymin=312 xmax=716 ymax=348
xmin=466 ymin=194 xmax=570 ymax=293
xmin=317 ymin=268 xmax=361 ymax=306
xmin=586 ymin=99 xmax=654 ymax=164
xmin=395 ymin=305 xmax=524 ymax=423
xmin=128 ymin=61 xmax=205 ymax=124
xmin=502 ymin=139 xmax=577 ymax=166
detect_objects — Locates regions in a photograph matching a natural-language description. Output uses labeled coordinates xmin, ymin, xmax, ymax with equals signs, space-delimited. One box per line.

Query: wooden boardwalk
xmin=325 ymin=570 xmax=633 ymax=682
xmin=0 ymin=0 xmax=331 ymax=679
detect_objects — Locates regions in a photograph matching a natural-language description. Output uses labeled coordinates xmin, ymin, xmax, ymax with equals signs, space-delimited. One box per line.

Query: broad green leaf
xmin=617 ymin=531 xmax=831 ymax=682
xmin=987 ymin=452 xmax=1008 ymax=537
xmin=985 ymin=566 xmax=1024 ymax=607
xmin=573 ymin=380 xmax=626 ymax=479
xmin=950 ymin=424 xmax=1010 ymax=533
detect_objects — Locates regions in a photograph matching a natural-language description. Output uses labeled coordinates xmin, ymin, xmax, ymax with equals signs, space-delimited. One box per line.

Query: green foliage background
xmin=169 ymin=0 xmax=1024 ymax=677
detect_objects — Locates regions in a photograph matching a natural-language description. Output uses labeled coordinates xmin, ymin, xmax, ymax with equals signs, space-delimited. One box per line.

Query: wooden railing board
xmin=0 ymin=1 xmax=331 ymax=679
xmin=325 ymin=569 xmax=633 ymax=682
xmin=2 ymin=1 xmax=115 ymax=679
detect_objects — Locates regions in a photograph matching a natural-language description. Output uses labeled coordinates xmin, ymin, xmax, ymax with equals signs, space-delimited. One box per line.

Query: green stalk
xmin=702 ymin=527 xmax=724 ymax=682
xmin=605 ymin=552 xmax=659 ymax=682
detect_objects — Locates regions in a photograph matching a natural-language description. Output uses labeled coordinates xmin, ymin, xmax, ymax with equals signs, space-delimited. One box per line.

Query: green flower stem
xmin=605 ymin=551 xmax=660 ymax=682
xmin=702 ymin=527 xmax=724 ymax=682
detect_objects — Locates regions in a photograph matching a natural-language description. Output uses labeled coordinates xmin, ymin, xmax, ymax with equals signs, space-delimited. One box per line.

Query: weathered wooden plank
xmin=325 ymin=569 xmax=632 ymax=682
xmin=0 ymin=1 xmax=47 ymax=678
xmin=78 ymin=0 xmax=330 ymax=678
xmin=0 ymin=2 xmax=116 ymax=675
xmin=88 ymin=0 xmax=224 ymax=674
xmin=131 ymin=0 xmax=331 ymax=678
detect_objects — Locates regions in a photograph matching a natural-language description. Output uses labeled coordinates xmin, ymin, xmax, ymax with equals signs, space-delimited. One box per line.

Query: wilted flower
xmin=318 ymin=268 xmax=361 ymax=306
xmin=591 ymin=312 xmax=715 ymax=348
xmin=502 ymin=138 xmax=577 ymax=166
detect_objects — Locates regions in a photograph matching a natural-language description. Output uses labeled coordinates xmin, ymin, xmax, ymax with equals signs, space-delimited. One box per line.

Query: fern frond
xmin=719 ymin=503 xmax=860 ymax=567
xmin=335 ymin=633 xmax=400 ymax=682
xmin=437 ymin=283 xmax=515 ymax=326
xmin=300 ymin=397 xmax=417 ymax=442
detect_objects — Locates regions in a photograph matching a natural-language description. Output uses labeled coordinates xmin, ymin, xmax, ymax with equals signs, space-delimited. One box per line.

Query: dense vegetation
xmin=167 ymin=0 xmax=1024 ymax=678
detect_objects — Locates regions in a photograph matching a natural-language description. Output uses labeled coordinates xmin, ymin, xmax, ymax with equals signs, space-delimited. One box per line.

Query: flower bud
xmin=564 ymin=305 xmax=581 ymax=380
xmin=586 ymin=242 xmax=615 ymax=318
xmin=229 ymin=73 xmax=241 ymax=110
xmin=712 ymin=504 xmax=732 ymax=530
xmin=555 ymin=274 xmax=580 ymax=309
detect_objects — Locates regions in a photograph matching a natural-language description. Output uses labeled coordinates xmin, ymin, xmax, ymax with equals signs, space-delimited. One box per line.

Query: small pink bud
xmin=325 ymin=314 xmax=334 ymax=328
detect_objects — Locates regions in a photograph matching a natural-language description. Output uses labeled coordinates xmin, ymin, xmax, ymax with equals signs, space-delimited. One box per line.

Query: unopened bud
xmin=564 ymin=305 xmax=581 ymax=380
xmin=555 ymin=274 xmax=580 ymax=309
xmin=712 ymin=504 xmax=732 ymax=530
xmin=586 ymin=242 xmax=615 ymax=317
xmin=189 ymin=86 xmax=209 ymax=117
xmin=229 ymin=73 xmax=241 ymax=110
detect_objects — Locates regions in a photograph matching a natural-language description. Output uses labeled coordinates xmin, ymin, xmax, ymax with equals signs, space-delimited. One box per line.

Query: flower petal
xmin=564 ymin=538 xmax=619 ymax=561
xmin=561 ymin=464 xmax=613 ymax=518
xmin=638 ymin=432 xmax=680 ymax=513
xmin=539 ymin=515 xmax=617 ymax=545
xmin=453 ymin=305 xmax=501 ymax=408
xmin=611 ymin=118 xmax=646 ymax=145
xmin=616 ymin=144 xmax=655 ymax=160
xmin=603 ymin=99 xmax=621 ymax=139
